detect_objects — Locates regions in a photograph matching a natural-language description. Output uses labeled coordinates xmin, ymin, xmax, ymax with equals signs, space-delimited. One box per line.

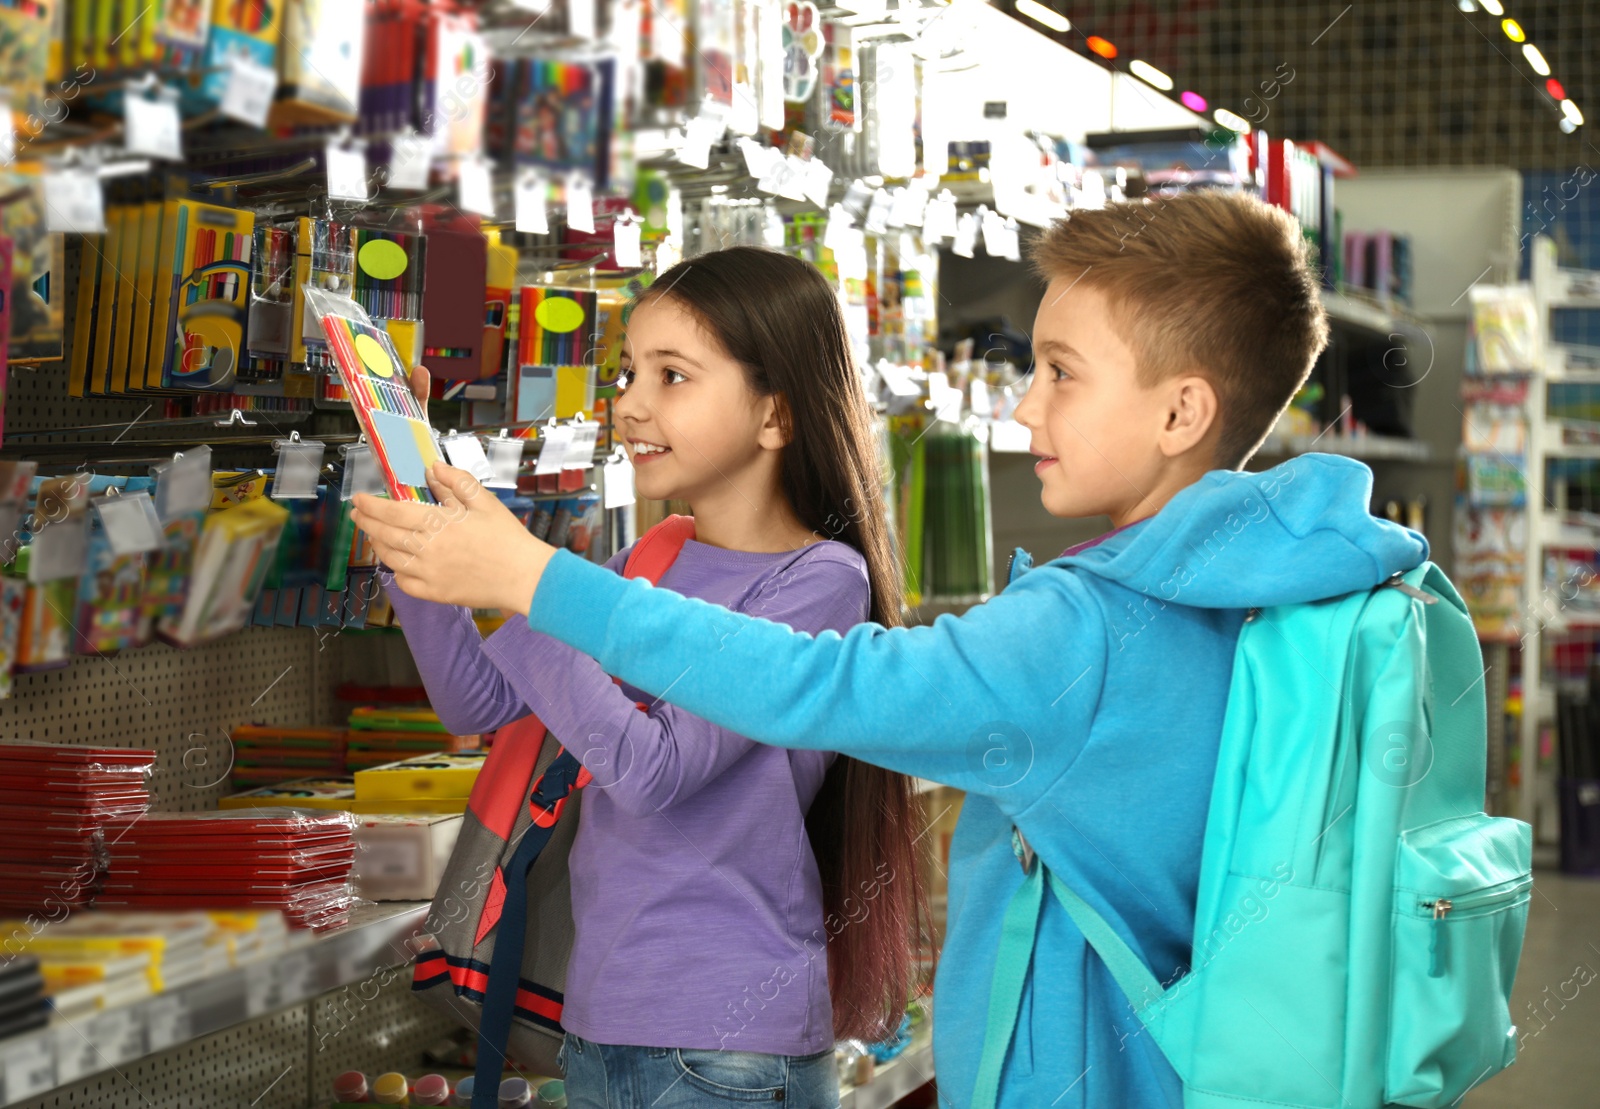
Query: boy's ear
xmin=1159 ymin=374 xmax=1220 ymax=459
xmin=758 ymin=393 xmax=793 ymax=451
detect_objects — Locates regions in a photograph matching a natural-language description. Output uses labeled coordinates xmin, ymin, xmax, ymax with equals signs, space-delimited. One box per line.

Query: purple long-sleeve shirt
xmin=382 ymin=536 xmax=871 ymax=1055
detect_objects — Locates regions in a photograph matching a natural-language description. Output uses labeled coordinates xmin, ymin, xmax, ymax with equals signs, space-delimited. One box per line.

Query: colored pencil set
xmin=304 ymin=286 xmax=441 ymax=505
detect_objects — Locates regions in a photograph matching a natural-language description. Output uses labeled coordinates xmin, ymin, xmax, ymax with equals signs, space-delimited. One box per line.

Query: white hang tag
xmin=739 ymin=137 xmax=778 ymax=179
xmin=485 ymin=437 xmax=523 ymax=489
xmin=94 ymin=491 xmax=167 ymax=556
xmin=44 ymin=169 xmax=105 ymax=233
xmin=755 ymin=148 xmax=794 ymax=195
xmin=877 ymin=361 xmax=921 ymax=398
xmin=339 ymin=445 xmax=388 ymax=501
xmin=923 ymin=192 xmax=958 ymax=243
xmin=0 ymin=91 xmax=15 ymax=168
xmin=970 ymin=378 xmax=993 ymax=418
xmin=678 ymin=111 xmax=724 ymax=170
xmin=823 ymin=205 xmax=852 ymax=252
xmin=535 ymin=424 xmax=575 ymax=476
xmin=30 ymin=517 xmax=88 ymax=582
xmin=952 ymin=212 xmax=978 ymax=258
xmin=458 ymin=158 xmax=495 ymax=216
xmin=927 ymin=371 xmax=961 ymax=422
xmin=563 ymin=423 xmax=601 ymax=469
xmin=270 ymin=439 xmax=326 ymax=499
xmin=125 ymin=92 xmax=183 ymax=160
xmin=386 ymin=131 xmax=432 ymax=191
xmin=568 ymin=0 xmax=597 ymax=39
xmin=773 ymin=155 xmax=809 ymax=201
xmin=981 ymin=208 xmax=1008 ymax=257
xmin=803 ymin=158 xmax=833 ymax=208
xmin=325 ymin=140 xmax=369 ymax=201
xmin=665 ymin=188 xmax=684 ymax=240
xmin=1000 ymin=217 xmax=1022 ymax=261
xmin=763 ymin=207 xmax=786 ymax=248
xmin=864 ymin=188 xmax=892 ymax=234
xmin=603 ymin=449 xmax=636 ymax=509
xmin=154 ymin=447 xmax=213 ymax=523
xmin=891 ymin=185 xmax=928 ymax=227
xmin=442 ymin=434 xmax=495 ymax=482
xmin=516 ymin=174 xmax=549 ymax=234
xmin=566 ymin=177 xmax=595 ymax=233
xmin=613 ymin=217 xmax=643 ymax=268
xmin=836 ymin=228 xmax=868 ymax=281
xmin=219 ymin=53 xmax=278 ymax=127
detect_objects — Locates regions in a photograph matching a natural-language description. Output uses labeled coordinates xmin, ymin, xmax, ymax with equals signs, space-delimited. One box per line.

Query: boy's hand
xmin=351 ymin=462 xmax=555 ymax=616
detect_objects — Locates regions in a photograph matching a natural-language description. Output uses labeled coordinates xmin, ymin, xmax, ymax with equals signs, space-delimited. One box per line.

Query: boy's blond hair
xmin=1031 ymin=191 xmax=1329 ymax=468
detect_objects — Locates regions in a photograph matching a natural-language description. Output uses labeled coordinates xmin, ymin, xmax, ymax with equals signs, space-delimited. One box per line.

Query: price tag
xmin=603 ymin=450 xmax=635 ymax=509
xmin=923 ymin=192 xmax=957 ymax=243
xmin=92 ymin=1006 xmax=143 ymax=1065
xmin=738 ymin=137 xmax=777 ymax=179
xmin=835 ymin=228 xmax=868 ymax=282
xmin=803 ymin=158 xmax=833 ymax=208
xmin=458 ymin=157 xmax=495 ymax=217
xmin=278 ymin=950 xmax=313 ymax=1004
xmin=339 ymin=445 xmax=389 ymax=501
xmin=30 ymin=516 xmax=88 ymax=581
xmin=0 ymin=1034 xmax=56 ymax=1100
xmin=823 ymin=205 xmax=851 ymax=252
xmin=677 ymin=112 xmax=723 ymax=170
xmin=485 ymin=437 xmax=523 ymax=489
xmin=442 ymin=434 xmax=494 ymax=482
xmin=43 ymin=169 xmax=105 ymax=233
xmin=864 ymin=188 xmax=892 ymax=234
xmin=970 ymin=378 xmax=993 ymax=419
xmin=144 ymin=995 xmax=190 ymax=1053
xmin=989 ymin=418 xmax=1031 ymax=452
xmin=326 ymin=140 xmax=369 ymax=201
xmin=566 ymin=177 xmax=595 ymax=234
xmin=563 ymin=422 xmax=600 ymax=470
xmin=999 ymin=217 xmax=1022 ymax=261
xmin=535 ymin=425 xmax=574 ymax=476
xmin=154 ymin=446 xmax=214 ymax=523
xmin=516 ymin=174 xmax=549 ymax=234
xmin=613 ymin=217 xmax=642 ymax=268
xmin=94 ymin=491 xmax=167 ymax=556
xmin=952 ymin=212 xmax=978 ymax=259
xmin=0 ymin=91 xmax=15 ymax=168
xmin=890 ymin=186 xmax=928 ymax=227
xmin=125 ymin=94 xmax=183 ymax=161
xmin=877 ymin=361 xmax=921 ymax=398
xmin=981 ymin=208 xmax=1008 ymax=257
xmin=219 ymin=53 xmax=277 ymax=127
xmin=245 ymin=961 xmax=283 ymax=1016
xmin=386 ymin=131 xmax=432 ymax=191
xmin=569 ymin=0 xmax=597 ymax=38
xmin=927 ymin=371 xmax=962 ymax=423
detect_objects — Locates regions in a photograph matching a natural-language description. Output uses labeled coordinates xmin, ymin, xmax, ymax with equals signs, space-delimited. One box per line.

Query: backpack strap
xmin=624 ymin=514 xmax=696 ymax=583
xmin=971 ymin=830 xmax=1174 ymax=1109
xmin=468 ymin=519 xmax=693 ymax=1109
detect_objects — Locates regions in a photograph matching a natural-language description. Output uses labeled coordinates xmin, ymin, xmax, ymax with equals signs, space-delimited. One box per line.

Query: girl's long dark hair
xmin=640 ymin=246 xmax=929 ymax=1042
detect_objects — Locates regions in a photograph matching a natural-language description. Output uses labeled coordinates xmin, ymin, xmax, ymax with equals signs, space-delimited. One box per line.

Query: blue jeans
xmin=558 ymin=1033 xmax=840 ymax=1108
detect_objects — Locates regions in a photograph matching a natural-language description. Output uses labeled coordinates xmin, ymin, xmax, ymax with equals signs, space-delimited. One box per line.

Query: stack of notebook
xmin=98 ymin=811 xmax=357 ymax=931
xmin=0 ymin=743 xmax=156 ymax=914
xmin=0 ymin=954 xmax=48 ymax=1040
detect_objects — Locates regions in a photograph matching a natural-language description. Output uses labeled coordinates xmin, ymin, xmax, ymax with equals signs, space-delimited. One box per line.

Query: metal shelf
xmin=839 ymin=1022 xmax=935 ymax=1109
xmin=1320 ymin=289 xmax=1428 ymax=337
xmin=0 ymin=903 xmax=428 ymax=1107
xmin=1258 ymin=432 xmax=1431 ymax=462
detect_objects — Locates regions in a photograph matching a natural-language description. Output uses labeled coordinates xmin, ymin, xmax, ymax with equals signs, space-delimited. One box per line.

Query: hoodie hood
xmin=1048 ymin=453 xmax=1429 ymax=609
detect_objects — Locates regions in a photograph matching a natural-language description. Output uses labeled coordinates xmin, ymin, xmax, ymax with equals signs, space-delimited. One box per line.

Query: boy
xmin=354 ymin=191 xmax=1429 ymax=1107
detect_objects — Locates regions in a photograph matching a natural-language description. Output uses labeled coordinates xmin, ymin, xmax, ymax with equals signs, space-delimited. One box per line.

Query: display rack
xmin=839 ymin=1022 xmax=935 ymax=1109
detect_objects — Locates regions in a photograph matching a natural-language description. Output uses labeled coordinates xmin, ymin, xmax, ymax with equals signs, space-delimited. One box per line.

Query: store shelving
xmin=0 ymin=903 xmax=427 ymax=1107
xmin=838 ymin=1022 xmax=935 ymax=1109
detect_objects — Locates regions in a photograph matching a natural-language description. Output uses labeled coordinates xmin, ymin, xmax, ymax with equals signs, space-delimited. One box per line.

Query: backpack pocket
xmin=1385 ymin=814 xmax=1532 ymax=1108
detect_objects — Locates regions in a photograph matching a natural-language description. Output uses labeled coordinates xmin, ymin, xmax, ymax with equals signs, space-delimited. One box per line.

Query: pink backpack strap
xmin=623 ymin=515 xmax=695 ymax=583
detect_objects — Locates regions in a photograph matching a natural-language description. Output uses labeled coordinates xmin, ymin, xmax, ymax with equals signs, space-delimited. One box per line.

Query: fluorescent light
xmin=1129 ymin=60 xmax=1173 ymax=90
xmin=1213 ymin=108 xmax=1251 ymax=133
xmin=1502 ymin=18 xmax=1525 ymax=41
xmin=1180 ymin=90 xmax=1207 ymax=113
xmin=1014 ymin=0 xmax=1070 ymax=33
xmin=1522 ymin=43 xmax=1550 ymax=75
xmin=1561 ymin=99 xmax=1584 ymax=125
xmin=1479 ymin=0 xmax=1503 ymax=13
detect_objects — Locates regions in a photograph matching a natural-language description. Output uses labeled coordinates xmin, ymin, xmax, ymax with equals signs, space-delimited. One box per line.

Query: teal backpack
xmin=975 ymin=563 xmax=1533 ymax=1108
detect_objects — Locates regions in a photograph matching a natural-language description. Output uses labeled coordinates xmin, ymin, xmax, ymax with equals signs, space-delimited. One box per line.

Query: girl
xmin=374 ymin=247 xmax=926 ymax=1108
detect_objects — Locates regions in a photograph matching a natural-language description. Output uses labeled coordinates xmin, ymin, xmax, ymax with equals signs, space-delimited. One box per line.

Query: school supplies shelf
xmin=0 ymin=902 xmax=429 ymax=1109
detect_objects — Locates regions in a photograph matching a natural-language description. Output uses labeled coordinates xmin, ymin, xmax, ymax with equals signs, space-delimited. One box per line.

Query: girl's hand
xmin=350 ymin=462 xmax=556 ymax=615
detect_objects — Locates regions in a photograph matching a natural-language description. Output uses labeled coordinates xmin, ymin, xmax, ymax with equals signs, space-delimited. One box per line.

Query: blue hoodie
xmin=526 ymin=455 xmax=1429 ymax=1108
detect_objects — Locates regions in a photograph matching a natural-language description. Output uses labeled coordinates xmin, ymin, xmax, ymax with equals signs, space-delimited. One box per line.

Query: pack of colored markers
xmin=303 ymin=285 xmax=442 ymax=503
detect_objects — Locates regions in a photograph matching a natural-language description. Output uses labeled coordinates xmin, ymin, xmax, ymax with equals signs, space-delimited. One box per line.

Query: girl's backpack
xmin=974 ymin=563 xmax=1533 ymax=1108
xmin=410 ymin=516 xmax=696 ymax=1109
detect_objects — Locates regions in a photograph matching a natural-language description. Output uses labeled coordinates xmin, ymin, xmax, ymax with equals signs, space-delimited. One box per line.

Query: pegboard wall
xmin=308 ymin=972 xmax=464 ymax=1097
xmin=1058 ymin=0 xmax=1596 ymax=171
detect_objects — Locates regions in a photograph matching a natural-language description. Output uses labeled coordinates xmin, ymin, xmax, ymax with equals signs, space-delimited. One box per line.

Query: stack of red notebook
xmin=0 ymin=744 xmax=156 ymax=914
xmin=99 ymin=810 xmax=358 ymax=931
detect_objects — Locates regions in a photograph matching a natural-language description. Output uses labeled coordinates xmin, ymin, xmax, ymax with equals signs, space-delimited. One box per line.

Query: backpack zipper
xmin=1383 ymin=572 xmax=1438 ymax=604
xmin=1415 ymin=876 xmax=1532 ymax=977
